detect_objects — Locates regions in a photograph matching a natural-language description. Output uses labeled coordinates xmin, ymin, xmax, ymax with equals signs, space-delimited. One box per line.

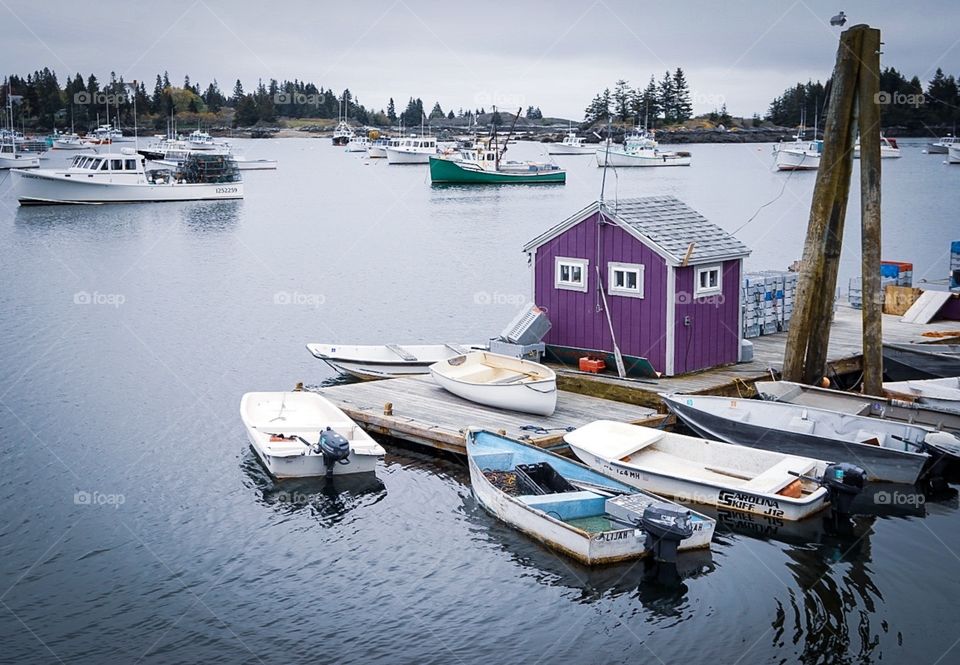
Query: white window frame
xmin=694 ymin=264 xmax=723 ymax=297
xmin=555 ymin=257 xmax=589 ymax=292
xmin=607 ymin=262 xmax=645 ymax=299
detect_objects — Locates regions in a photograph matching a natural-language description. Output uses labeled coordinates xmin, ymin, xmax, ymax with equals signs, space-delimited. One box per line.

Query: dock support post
xmin=857 ymin=28 xmax=883 ymax=395
xmin=783 ymin=25 xmax=883 ymax=387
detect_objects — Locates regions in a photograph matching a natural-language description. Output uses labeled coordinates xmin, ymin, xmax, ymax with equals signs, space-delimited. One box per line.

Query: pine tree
xmin=613 ymin=79 xmax=631 ymax=121
xmin=658 ymin=71 xmax=675 ymax=124
xmin=231 ymin=79 xmax=244 ymax=107
xmin=428 ymin=101 xmax=445 ymax=119
xmin=672 ymin=68 xmax=692 ymax=122
xmin=387 ymin=97 xmax=396 ymax=122
xmin=641 ymin=76 xmax=660 ymax=127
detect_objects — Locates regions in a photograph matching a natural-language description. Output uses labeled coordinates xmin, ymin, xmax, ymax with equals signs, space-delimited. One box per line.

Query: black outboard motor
xmin=640 ymin=503 xmax=694 ymax=564
xmin=821 ymin=463 xmax=866 ymax=516
xmin=316 ymin=427 xmax=351 ymax=478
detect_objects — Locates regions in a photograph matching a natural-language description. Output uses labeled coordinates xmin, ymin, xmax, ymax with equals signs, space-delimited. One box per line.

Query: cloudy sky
xmin=2 ymin=0 xmax=957 ymax=119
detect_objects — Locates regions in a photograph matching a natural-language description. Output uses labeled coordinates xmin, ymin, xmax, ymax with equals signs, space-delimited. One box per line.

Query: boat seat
xmin=518 ymin=491 xmax=606 ymax=521
xmin=855 ymin=429 xmax=886 ymax=446
xmin=742 ymin=458 xmax=817 ymax=494
xmin=386 ymin=344 xmax=417 ymax=361
xmin=786 ymin=416 xmax=816 ymax=434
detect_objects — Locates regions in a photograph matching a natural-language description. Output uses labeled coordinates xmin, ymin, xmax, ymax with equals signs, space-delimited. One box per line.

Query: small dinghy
xmin=306 ymin=343 xmax=483 ymax=380
xmin=240 ymin=391 xmax=385 ymax=478
xmin=757 ymin=380 xmax=960 ymax=433
xmin=467 ymin=429 xmax=715 ymax=564
xmin=661 ymin=394 xmax=933 ymax=484
xmin=566 ymin=421 xmax=865 ymax=521
xmin=883 ymin=377 xmax=960 ymax=416
xmin=430 ymin=351 xmax=557 ymax=416
xmin=883 ymin=343 xmax=960 ymax=381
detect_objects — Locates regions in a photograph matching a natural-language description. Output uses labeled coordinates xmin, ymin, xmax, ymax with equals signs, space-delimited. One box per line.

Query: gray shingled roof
xmin=606 ymin=196 xmax=751 ymax=264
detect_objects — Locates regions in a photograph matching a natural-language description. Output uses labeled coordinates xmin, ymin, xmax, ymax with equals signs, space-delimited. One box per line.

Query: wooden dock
xmin=316 ymin=375 xmax=670 ymax=453
xmin=556 ymin=304 xmax=960 ymax=408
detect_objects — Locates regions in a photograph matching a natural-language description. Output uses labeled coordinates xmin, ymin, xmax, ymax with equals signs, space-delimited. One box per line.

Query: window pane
xmin=614 ymin=270 xmax=625 ymax=288
xmin=560 ymin=265 xmax=570 ymax=282
xmin=571 ymin=266 xmax=581 ymax=283
xmin=710 ymin=270 xmax=719 ymax=287
xmin=626 ymin=272 xmax=637 ymax=290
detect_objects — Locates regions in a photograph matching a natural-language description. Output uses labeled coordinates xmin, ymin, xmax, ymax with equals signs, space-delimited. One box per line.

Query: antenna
xmin=599 ymin=115 xmax=612 ymax=206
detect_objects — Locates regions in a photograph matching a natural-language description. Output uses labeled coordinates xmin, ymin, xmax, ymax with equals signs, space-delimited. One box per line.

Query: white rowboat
xmin=306 ymin=343 xmax=484 ymax=380
xmin=566 ymin=421 xmax=865 ymax=521
xmin=240 ymin=391 xmax=384 ymax=478
xmin=430 ymin=351 xmax=557 ymax=416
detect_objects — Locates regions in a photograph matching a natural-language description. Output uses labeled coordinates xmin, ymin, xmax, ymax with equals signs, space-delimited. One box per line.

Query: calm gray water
xmin=1 ymin=139 xmax=959 ymax=664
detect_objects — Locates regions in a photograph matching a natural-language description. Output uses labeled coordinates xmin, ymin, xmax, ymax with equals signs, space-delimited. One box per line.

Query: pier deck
xmin=557 ymin=303 xmax=960 ymax=407
xmin=317 ymin=375 xmax=669 ymax=453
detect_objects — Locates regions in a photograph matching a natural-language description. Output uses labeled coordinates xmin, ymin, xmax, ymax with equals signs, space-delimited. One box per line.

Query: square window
xmin=555 ymin=257 xmax=588 ymax=292
xmin=694 ymin=264 xmax=723 ymax=297
xmin=608 ymin=262 xmax=644 ymax=298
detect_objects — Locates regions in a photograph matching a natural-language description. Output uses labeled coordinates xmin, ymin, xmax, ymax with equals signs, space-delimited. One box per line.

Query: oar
xmin=596 ymin=265 xmax=626 ymax=378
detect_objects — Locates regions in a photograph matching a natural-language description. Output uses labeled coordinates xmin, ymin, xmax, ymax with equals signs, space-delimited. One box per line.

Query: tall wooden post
xmin=857 ymin=28 xmax=883 ymax=395
xmin=783 ymin=26 xmax=864 ymax=385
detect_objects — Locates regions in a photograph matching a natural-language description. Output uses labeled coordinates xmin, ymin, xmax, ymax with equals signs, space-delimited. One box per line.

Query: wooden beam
xmin=783 ymin=26 xmax=865 ymax=384
xmin=858 ymin=27 xmax=884 ymax=395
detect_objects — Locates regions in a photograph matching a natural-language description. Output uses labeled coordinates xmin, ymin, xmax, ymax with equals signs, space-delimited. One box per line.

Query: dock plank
xmin=317 ymin=375 xmax=668 ymax=453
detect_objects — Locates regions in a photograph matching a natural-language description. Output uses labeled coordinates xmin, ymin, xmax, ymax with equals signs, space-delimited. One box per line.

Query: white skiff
xmin=306 ymin=343 xmax=484 ymax=380
xmin=430 ymin=351 xmax=557 ymax=416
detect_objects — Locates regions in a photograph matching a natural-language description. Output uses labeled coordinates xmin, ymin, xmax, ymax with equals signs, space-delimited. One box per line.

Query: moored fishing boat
xmin=595 ymin=129 xmax=691 ymax=167
xmin=949 ymin=144 xmax=960 ymax=164
xmin=345 ymin=134 xmax=370 ymax=152
xmin=240 ymin=391 xmax=385 ymax=478
xmin=566 ymin=421 xmax=865 ymax=521
xmin=773 ymin=128 xmax=821 ymax=170
xmin=547 ymin=129 xmax=594 ymax=155
xmin=430 ymin=351 xmax=557 ymax=416
xmin=883 ymin=343 xmax=960 ymax=380
xmin=429 ymin=150 xmax=565 ymax=184
xmin=467 ymin=429 xmax=715 ymax=564
xmin=0 ymin=143 xmax=40 ymax=169
xmin=306 ymin=342 xmax=485 ymax=380
xmin=51 ymin=131 xmax=89 ymax=150
xmin=385 ymin=134 xmax=437 ymax=164
xmin=927 ymin=135 xmax=956 ymax=154
xmin=853 ymin=134 xmax=901 ymax=158
xmin=12 ymin=149 xmax=244 ymax=205
xmin=331 ymin=119 xmax=354 ymax=146
xmin=661 ymin=393 xmax=933 ymax=484
xmin=883 ymin=377 xmax=960 ymax=415
xmin=367 ymin=137 xmax=389 ymax=158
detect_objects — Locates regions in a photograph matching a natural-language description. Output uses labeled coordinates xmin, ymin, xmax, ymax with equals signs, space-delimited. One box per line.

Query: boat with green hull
xmin=429 ymin=155 xmax=566 ymax=184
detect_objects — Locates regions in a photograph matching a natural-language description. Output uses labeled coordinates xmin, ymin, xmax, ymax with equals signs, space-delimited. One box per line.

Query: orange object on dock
xmin=579 ymin=357 xmax=606 ymax=373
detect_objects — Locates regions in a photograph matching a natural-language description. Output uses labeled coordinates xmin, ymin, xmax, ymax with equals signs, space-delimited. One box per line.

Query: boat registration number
xmin=216 ymin=187 xmax=238 ymax=194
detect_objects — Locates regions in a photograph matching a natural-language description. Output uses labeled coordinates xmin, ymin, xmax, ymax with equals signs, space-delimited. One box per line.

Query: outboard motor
xmin=640 ymin=503 xmax=694 ymax=564
xmin=821 ymin=463 xmax=866 ymax=516
xmin=315 ymin=427 xmax=351 ymax=478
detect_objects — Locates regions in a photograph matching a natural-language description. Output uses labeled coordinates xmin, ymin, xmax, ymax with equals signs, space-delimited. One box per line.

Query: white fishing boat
xmin=853 ymin=134 xmax=901 ymax=158
xmin=883 ymin=378 xmax=960 ymax=415
xmin=661 ymin=394 xmax=933 ymax=484
xmin=345 ymin=135 xmax=370 ymax=152
xmin=306 ymin=343 xmax=485 ymax=380
xmin=595 ymin=129 xmax=691 ymax=167
xmin=547 ymin=129 xmax=594 ymax=155
xmin=0 ymin=142 xmax=40 ymax=169
xmin=429 ymin=351 xmax=557 ymax=416
xmin=89 ymin=123 xmax=127 ymax=143
xmin=51 ymin=132 xmax=89 ymax=150
xmin=566 ymin=421 xmax=866 ymax=521
xmin=467 ymin=429 xmax=715 ymax=565
xmin=367 ymin=138 xmax=389 ymax=158
xmin=11 ymin=149 xmax=244 ymax=205
xmin=240 ymin=391 xmax=385 ymax=478
xmin=385 ymin=134 xmax=437 ymax=164
xmin=773 ymin=127 xmax=821 ymax=171
xmin=331 ymin=120 xmax=354 ymax=146
xmin=187 ymin=129 xmax=219 ymax=150
xmin=927 ymin=135 xmax=957 ymax=154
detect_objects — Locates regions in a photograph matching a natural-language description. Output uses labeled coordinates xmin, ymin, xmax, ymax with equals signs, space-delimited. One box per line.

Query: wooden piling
xmin=857 ymin=27 xmax=884 ymax=395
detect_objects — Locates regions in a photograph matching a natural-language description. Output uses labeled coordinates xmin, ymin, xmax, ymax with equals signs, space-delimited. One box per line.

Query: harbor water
xmin=1 ymin=138 xmax=959 ymax=664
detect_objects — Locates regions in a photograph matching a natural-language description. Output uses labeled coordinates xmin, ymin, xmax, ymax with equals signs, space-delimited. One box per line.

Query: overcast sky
xmin=2 ymin=0 xmax=957 ymax=119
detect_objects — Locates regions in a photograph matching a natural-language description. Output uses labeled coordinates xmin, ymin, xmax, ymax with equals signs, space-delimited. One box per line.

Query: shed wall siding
xmin=533 ymin=212 xmax=669 ymax=372
xmin=672 ymin=259 xmax=741 ymax=374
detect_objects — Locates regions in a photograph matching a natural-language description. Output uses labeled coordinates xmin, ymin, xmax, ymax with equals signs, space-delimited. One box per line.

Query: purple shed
xmin=523 ymin=196 xmax=751 ymax=377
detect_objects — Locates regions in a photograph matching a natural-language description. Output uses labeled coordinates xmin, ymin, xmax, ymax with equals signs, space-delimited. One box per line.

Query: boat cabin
xmin=523 ymin=196 xmax=750 ymax=376
xmin=395 ymin=136 xmax=436 ymax=150
xmin=68 ymin=151 xmax=143 ymax=175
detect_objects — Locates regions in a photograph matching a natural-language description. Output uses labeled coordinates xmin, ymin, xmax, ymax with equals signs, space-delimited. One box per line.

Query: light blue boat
xmin=466 ymin=430 xmax=716 ymax=565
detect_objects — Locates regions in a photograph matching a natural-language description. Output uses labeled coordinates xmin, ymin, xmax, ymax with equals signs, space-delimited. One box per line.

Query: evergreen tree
xmin=672 ymin=68 xmax=692 ymax=122
xmin=231 ymin=79 xmax=244 ymax=107
xmin=447 ymin=110 xmax=455 ymax=119
xmin=428 ymin=101 xmax=445 ymax=120
xmin=641 ymin=76 xmax=660 ymax=127
xmin=387 ymin=97 xmax=396 ymax=122
xmin=658 ymin=71 xmax=675 ymax=123
xmin=613 ymin=79 xmax=632 ymax=121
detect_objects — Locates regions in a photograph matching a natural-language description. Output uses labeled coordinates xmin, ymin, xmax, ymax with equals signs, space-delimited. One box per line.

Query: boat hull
xmin=331 ymin=136 xmax=350 ymax=146
xmin=927 ymin=143 xmax=948 ymax=154
xmin=949 ymin=146 xmax=960 ymax=164
xmin=12 ymin=169 xmax=244 ymax=205
xmin=595 ymin=148 xmax=691 ymax=167
xmin=0 ymin=154 xmax=40 ymax=169
xmin=543 ymin=344 xmax=659 ymax=378
xmin=568 ymin=445 xmax=829 ymax=521
xmin=883 ymin=344 xmax=960 ymax=380
xmin=367 ymin=146 xmax=387 ymax=158
xmin=307 ymin=343 xmax=483 ymax=380
xmin=547 ymin=145 xmax=595 ymax=155
xmin=664 ymin=397 xmax=928 ymax=484
xmin=775 ymin=149 xmax=820 ymax=171
xmin=247 ymin=438 xmax=380 ymax=478
xmin=429 ymin=156 xmax=566 ymax=184
xmin=386 ymin=148 xmax=433 ymax=164
xmin=430 ymin=352 xmax=558 ymax=416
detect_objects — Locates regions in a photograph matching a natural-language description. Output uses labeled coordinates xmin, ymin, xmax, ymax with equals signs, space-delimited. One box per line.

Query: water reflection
xmin=180 ymin=200 xmax=241 ymax=232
